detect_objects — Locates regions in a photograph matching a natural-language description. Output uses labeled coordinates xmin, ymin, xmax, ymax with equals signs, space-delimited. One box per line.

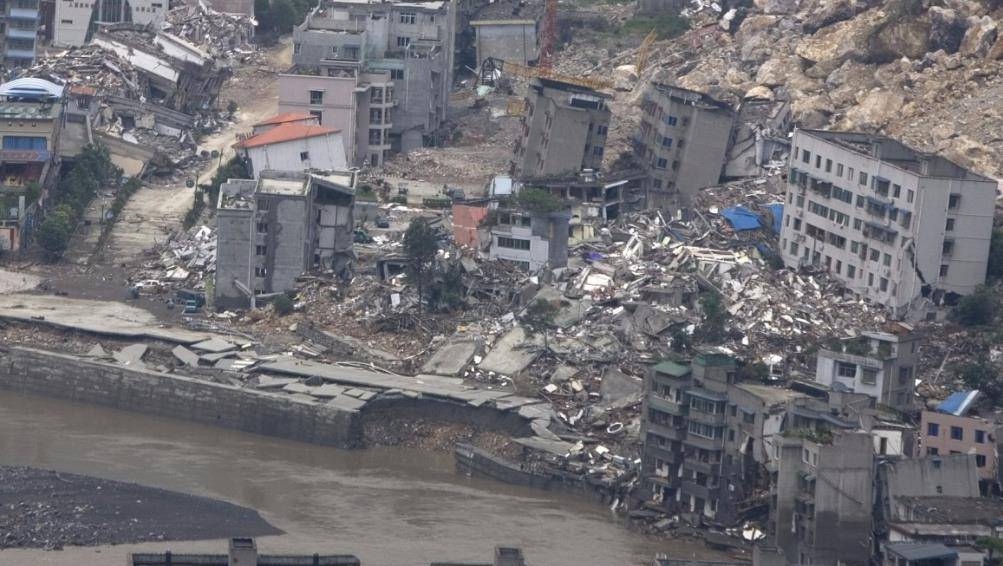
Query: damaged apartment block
xmin=280 ymin=0 xmax=455 ymax=167
xmin=53 ymin=0 xmax=168 ymax=47
xmin=215 ymin=170 xmax=356 ymax=309
xmin=634 ymin=83 xmax=735 ymax=210
xmin=780 ymin=130 xmax=999 ymax=320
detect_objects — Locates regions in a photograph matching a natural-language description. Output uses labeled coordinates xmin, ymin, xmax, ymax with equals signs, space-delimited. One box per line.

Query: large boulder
xmin=801 ymin=0 xmax=862 ymax=33
xmin=988 ymin=32 xmax=1003 ymax=59
xmin=792 ymin=94 xmax=834 ymax=128
xmin=795 ymin=8 xmax=885 ymax=76
xmin=755 ymin=56 xmax=793 ymax=86
xmin=865 ymin=16 xmax=930 ymax=62
xmin=840 ymin=89 xmax=906 ymax=130
xmin=959 ymin=16 xmax=998 ymax=57
xmin=754 ymin=0 xmax=798 ymax=15
xmin=929 ymin=7 xmax=967 ymax=54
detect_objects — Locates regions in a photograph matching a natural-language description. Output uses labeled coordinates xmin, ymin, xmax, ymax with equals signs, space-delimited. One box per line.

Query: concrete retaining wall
xmin=0 ymin=346 xmax=362 ymax=448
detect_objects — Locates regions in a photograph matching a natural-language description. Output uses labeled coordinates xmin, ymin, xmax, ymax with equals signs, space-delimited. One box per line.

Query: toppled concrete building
xmin=0 ymin=78 xmax=63 ymax=252
xmin=634 ymin=83 xmax=735 ymax=210
xmin=215 ymin=170 xmax=356 ymax=309
xmin=53 ymin=0 xmax=167 ymax=47
xmin=469 ymin=19 xmax=537 ymax=65
xmin=723 ymin=97 xmax=792 ymax=180
xmin=92 ymin=27 xmax=232 ymax=113
xmin=235 ymin=112 xmax=348 ymax=177
xmin=779 ymin=130 xmax=998 ymax=319
xmin=280 ymin=0 xmax=456 ymax=165
xmin=512 ymin=78 xmax=611 ymax=179
xmin=814 ymin=322 xmax=919 ymax=412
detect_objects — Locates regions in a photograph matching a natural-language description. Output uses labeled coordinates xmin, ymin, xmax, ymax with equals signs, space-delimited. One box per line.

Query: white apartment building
xmin=779 ymin=130 xmax=997 ymax=318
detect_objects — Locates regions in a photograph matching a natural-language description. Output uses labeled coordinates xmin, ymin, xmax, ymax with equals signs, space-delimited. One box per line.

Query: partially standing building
xmin=53 ymin=0 xmax=168 ymax=47
xmin=779 ymin=130 xmax=998 ymax=319
xmin=215 ymin=170 xmax=356 ymax=309
xmin=235 ymin=112 xmax=348 ymax=177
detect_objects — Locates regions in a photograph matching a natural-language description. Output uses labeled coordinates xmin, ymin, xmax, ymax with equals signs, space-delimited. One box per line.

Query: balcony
xmin=645 ymin=421 xmax=683 ymax=442
xmin=6 ymin=27 xmax=35 ymax=39
xmin=8 ymin=8 xmax=38 ymax=20
xmin=687 ymin=410 xmax=726 ymax=427
xmin=683 ymin=459 xmax=719 ymax=476
xmin=683 ymin=434 xmax=724 ymax=451
xmin=680 ymin=480 xmax=711 ymax=500
xmin=648 ymin=394 xmax=686 ymax=416
xmin=644 ymin=443 xmax=682 ymax=465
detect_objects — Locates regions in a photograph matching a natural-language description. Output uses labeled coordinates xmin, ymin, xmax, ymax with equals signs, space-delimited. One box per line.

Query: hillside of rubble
xmin=548 ymin=0 xmax=1003 ymax=180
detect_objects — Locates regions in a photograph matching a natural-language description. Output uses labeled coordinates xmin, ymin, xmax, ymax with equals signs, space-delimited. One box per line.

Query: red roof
xmin=234 ymin=123 xmax=340 ymax=149
xmin=253 ymin=111 xmax=317 ymax=127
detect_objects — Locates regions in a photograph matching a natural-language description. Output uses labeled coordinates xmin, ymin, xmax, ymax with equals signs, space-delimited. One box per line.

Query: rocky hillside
xmin=560 ymin=0 xmax=1003 ymax=179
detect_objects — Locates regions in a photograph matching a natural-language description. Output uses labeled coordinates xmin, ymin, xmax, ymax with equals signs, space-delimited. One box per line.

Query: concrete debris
xmin=172 ymin=345 xmax=201 ymax=367
xmin=113 ymin=343 xmax=149 ymax=367
xmin=163 ymin=3 xmax=258 ymax=62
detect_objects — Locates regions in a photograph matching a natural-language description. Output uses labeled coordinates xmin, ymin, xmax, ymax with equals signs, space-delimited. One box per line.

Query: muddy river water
xmin=0 ymin=391 xmax=720 ymax=566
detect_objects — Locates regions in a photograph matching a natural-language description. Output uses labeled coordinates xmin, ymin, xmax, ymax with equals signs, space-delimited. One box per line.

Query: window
xmin=825 ymin=158 xmax=832 ymax=172
xmin=907 ymin=189 xmax=914 ymax=203
xmin=60 ymin=18 xmax=72 ymax=23
xmin=665 ymin=115 xmax=678 ymax=126
xmin=309 ymin=110 xmax=322 ymax=124
xmin=892 ymin=184 xmax=901 ymax=198
xmin=898 ymin=366 xmax=912 ymax=384
xmin=309 ymin=90 xmax=324 ymax=105
xmin=855 ymin=195 xmax=864 ymax=207
xmin=790 ymin=241 xmax=798 ymax=255
xmin=848 ymin=167 xmax=854 ymax=181
xmin=656 ymin=158 xmax=668 ymax=169
xmin=879 ymin=277 xmax=888 ymax=292
xmin=299 ymin=151 xmax=310 ymax=161
xmin=257 ymin=222 xmax=268 ymax=233
xmin=399 ymin=11 xmax=416 ymax=23
xmin=927 ymin=422 xmax=939 ymax=436
xmin=330 ymin=46 xmax=339 ymax=58
xmin=950 ymin=426 xmax=963 ymax=441
xmin=976 ymin=454 xmax=987 ymax=468
xmin=661 ymin=137 xmax=673 ymax=148
xmin=836 ymin=163 xmax=844 ymax=176
xmin=793 ymin=218 xmax=802 ymax=231
xmin=927 ymin=447 xmax=939 ymax=455
xmin=257 ymin=198 xmax=269 ymax=211
xmin=815 ymin=155 xmax=821 ymax=169
xmin=836 ymin=361 xmax=856 ymax=378
xmin=853 ymin=218 xmax=862 ymax=230
xmin=497 ymin=236 xmax=530 ymax=250
xmin=1 ymin=136 xmax=46 ymax=150
xmin=859 ymin=172 xmax=868 ymax=186
xmin=396 ymin=36 xmax=411 ymax=48
xmin=870 ymin=249 xmax=879 ymax=262
xmin=596 ymin=125 xmax=608 ymax=136
xmin=847 ymin=265 xmax=856 ymax=278
xmin=861 ymin=368 xmax=878 ymax=385
xmin=942 ymin=240 xmax=954 ymax=255
xmin=948 ymin=194 xmax=961 ymax=209
xmin=883 ymin=253 xmax=891 ymax=266
xmin=255 ymin=245 xmax=267 ymax=256
xmin=975 ymin=430 xmax=986 ymax=444
xmin=254 ymin=267 xmax=267 ymax=277
xmin=593 ymin=146 xmax=604 ymax=156
xmin=801 ymin=149 xmax=810 ymax=164
xmin=946 ymin=218 xmax=955 ymax=231
xmin=940 ymin=264 xmax=949 ymax=277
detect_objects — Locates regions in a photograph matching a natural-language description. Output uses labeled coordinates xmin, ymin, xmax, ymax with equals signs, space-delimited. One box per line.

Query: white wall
xmin=245 ymin=132 xmax=348 ymax=177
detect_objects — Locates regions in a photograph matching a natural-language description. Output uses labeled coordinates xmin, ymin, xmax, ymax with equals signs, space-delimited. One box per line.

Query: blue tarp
xmin=936 ymin=390 xmax=980 ymax=416
xmin=720 ymin=206 xmax=762 ymax=231
xmin=765 ymin=203 xmax=784 ymax=234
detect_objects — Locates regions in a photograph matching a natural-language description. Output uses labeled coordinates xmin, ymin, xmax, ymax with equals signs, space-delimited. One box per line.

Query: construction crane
xmin=480 ymin=57 xmax=613 ymax=91
xmin=538 ymin=0 xmax=558 ymax=69
xmin=635 ymin=29 xmax=658 ymax=76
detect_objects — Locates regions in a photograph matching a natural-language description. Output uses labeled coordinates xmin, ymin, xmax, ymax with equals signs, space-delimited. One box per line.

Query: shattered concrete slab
xmin=172 ymin=345 xmax=200 ymax=367
xmin=600 ymin=368 xmax=644 ymax=410
xmin=191 ymin=337 xmax=238 ymax=353
xmin=421 ymin=336 xmax=481 ymax=376
xmin=254 ymin=376 xmax=297 ymax=389
xmin=327 ymin=396 xmax=367 ymax=412
xmin=85 ymin=344 xmax=111 ymax=359
xmin=478 ymin=326 xmax=542 ymax=376
xmin=113 ymin=344 xmax=148 ymax=367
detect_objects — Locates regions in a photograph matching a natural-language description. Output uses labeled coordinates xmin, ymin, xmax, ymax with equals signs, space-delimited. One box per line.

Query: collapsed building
xmin=215 ymin=170 xmax=356 ymax=309
xmin=723 ymin=97 xmax=792 ymax=180
xmin=779 ymin=130 xmax=998 ymax=320
xmin=52 ymin=0 xmax=167 ymax=47
xmin=280 ymin=0 xmax=455 ymax=167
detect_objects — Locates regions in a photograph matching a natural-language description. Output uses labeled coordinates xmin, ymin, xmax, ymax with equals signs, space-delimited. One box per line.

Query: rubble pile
xmin=135 ymin=225 xmax=216 ymax=293
xmin=26 ymin=45 xmax=145 ymax=99
xmin=164 ymin=3 xmax=258 ymax=61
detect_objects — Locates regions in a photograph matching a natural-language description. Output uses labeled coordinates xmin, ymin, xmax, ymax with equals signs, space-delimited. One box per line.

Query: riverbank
xmin=0 ymin=466 xmax=279 ymax=550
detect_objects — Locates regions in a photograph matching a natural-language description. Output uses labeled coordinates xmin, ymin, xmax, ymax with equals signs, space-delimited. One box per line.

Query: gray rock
xmin=959 ymin=16 xmax=997 ymax=58
xmin=929 ymin=7 xmax=967 ymax=54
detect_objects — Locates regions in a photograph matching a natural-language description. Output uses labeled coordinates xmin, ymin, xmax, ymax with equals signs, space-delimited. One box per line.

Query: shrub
xmin=272 ymin=294 xmax=294 ymax=316
xmin=953 ymin=286 xmax=996 ymax=326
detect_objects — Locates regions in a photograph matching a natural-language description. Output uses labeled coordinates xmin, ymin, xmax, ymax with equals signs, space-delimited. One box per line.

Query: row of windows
xmin=927 ymin=422 xmax=990 ymax=443
xmin=786 ymin=239 xmax=902 ymax=294
xmin=793 ymin=149 xmax=922 ymax=207
xmin=496 ymin=236 xmax=530 ymax=250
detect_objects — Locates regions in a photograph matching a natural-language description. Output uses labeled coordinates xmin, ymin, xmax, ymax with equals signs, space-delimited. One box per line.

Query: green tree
xmin=987 ymin=229 xmax=1003 ymax=281
xmin=952 ymin=286 xmax=996 ymax=326
xmin=956 ymin=357 xmax=1003 ymax=405
xmin=521 ymin=298 xmax=560 ymax=348
xmin=272 ymin=293 xmax=294 ymax=316
xmin=36 ymin=206 xmax=76 ymax=260
xmin=427 ymin=262 xmax=464 ymax=312
xmin=403 ymin=217 xmax=440 ymax=314
xmin=516 ymin=187 xmax=563 ymax=214
xmin=977 ymin=536 xmax=1003 ymax=565
xmin=695 ymin=291 xmax=729 ymax=343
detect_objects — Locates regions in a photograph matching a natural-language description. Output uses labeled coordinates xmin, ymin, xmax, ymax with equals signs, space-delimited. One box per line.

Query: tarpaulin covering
xmin=765 ymin=203 xmax=784 ymax=234
xmin=720 ymin=206 xmax=762 ymax=231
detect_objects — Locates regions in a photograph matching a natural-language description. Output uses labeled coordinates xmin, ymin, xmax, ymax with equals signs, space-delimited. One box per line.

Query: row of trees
xmin=37 ymin=144 xmax=123 ymax=259
xmin=254 ymin=0 xmax=314 ymax=38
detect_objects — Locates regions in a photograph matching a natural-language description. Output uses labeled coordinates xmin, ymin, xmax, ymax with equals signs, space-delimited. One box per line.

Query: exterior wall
xmin=203 ymin=0 xmax=254 ymax=16
xmin=54 ymin=0 xmax=167 ymax=47
xmin=779 ymin=130 xmax=997 ymax=316
xmin=262 ymin=194 xmax=311 ymax=295
xmin=243 ymin=133 xmax=348 ymax=177
xmin=4 ymin=0 xmax=40 ymax=67
xmin=278 ymin=73 xmax=361 ymax=165
xmin=814 ymin=332 xmax=918 ymax=411
xmin=471 ymin=20 xmax=537 ymax=65
xmin=214 ymin=185 xmax=255 ymax=309
xmin=635 ymin=83 xmax=735 ymax=209
xmin=488 ymin=211 xmax=568 ymax=270
xmin=0 ymin=346 xmax=361 ymax=447
xmin=453 ymin=202 xmax=488 ymax=247
xmin=513 ymin=80 xmax=611 ymax=179
xmin=919 ymin=410 xmax=997 ymax=480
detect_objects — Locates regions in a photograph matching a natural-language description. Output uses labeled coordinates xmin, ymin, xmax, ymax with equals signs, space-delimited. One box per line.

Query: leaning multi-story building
xmin=279 ymin=0 xmax=455 ymax=167
xmin=634 ymin=82 xmax=735 ymax=210
xmin=779 ymin=130 xmax=998 ymax=318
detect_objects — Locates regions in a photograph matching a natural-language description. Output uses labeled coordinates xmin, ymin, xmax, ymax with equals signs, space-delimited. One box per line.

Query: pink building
xmin=452 ymin=202 xmax=489 ymax=248
xmin=920 ymin=409 xmax=997 ymax=482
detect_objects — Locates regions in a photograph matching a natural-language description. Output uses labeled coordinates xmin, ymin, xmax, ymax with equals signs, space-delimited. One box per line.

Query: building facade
xmin=919 ymin=410 xmax=998 ymax=485
xmin=469 ymin=19 xmax=537 ymax=65
xmin=4 ymin=0 xmax=41 ymax=67
xmin=634 ymin=82 xmax=735 ymax=210
xmin=215 ymin=170 xmax=355 ymax=309
xmin=488 ymin=207 xmax=569 ymax=271
xmin=53 ymin=0 xmax=167 ymax=47
xmin=511 ymin=78 xmax=611 ymax=179
xmin=779 ymin=130 xmax=998 ymax=318
xmin=281 ymin=0 xmax=455 ymax=165
xmin=814 ymin=323 xmax=919 ymax=412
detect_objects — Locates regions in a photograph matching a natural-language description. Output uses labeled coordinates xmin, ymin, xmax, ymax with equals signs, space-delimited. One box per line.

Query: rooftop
xmin=0 ymin=101 xmax=61 ymax=120
xmin=253 ymin=111 xmax=317 ymax=127
xmin=800 ymin=129 xmax=994 ymax=182
xmin=733 ymin=383 xmax=807 ymax=406
xmin=652 ymin=360 xmax=690 ymax=378
xmin=883 ymin=542 xmax=957 ymax=562
xmin=896 ymin=496 xmax=1003 ymax=525
xmin=235 ymin=123 xmax=340 ymax=149
xmin=651 ymin=82 xmax=733 ymax=112
xmin=259 ymin=176 xmax=310 ymax=196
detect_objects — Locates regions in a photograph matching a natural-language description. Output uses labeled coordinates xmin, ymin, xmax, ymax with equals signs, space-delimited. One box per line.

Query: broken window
xmin=975 ymin=430 xmax=986 ymax=444
xmin=310 ymin=110 xmax=323 ymax=124
xmin=793 ymin=218 xmax=802 ymax=231
xmin=977 ymin=454 xmax=987 ymax=467
xmin=309 ymin=90 xmax=324 ymax=105
xmin=254 ymin=267 xmax=267 ymax=277
xmin=870 ymin=249 xmax=879 ymax=262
